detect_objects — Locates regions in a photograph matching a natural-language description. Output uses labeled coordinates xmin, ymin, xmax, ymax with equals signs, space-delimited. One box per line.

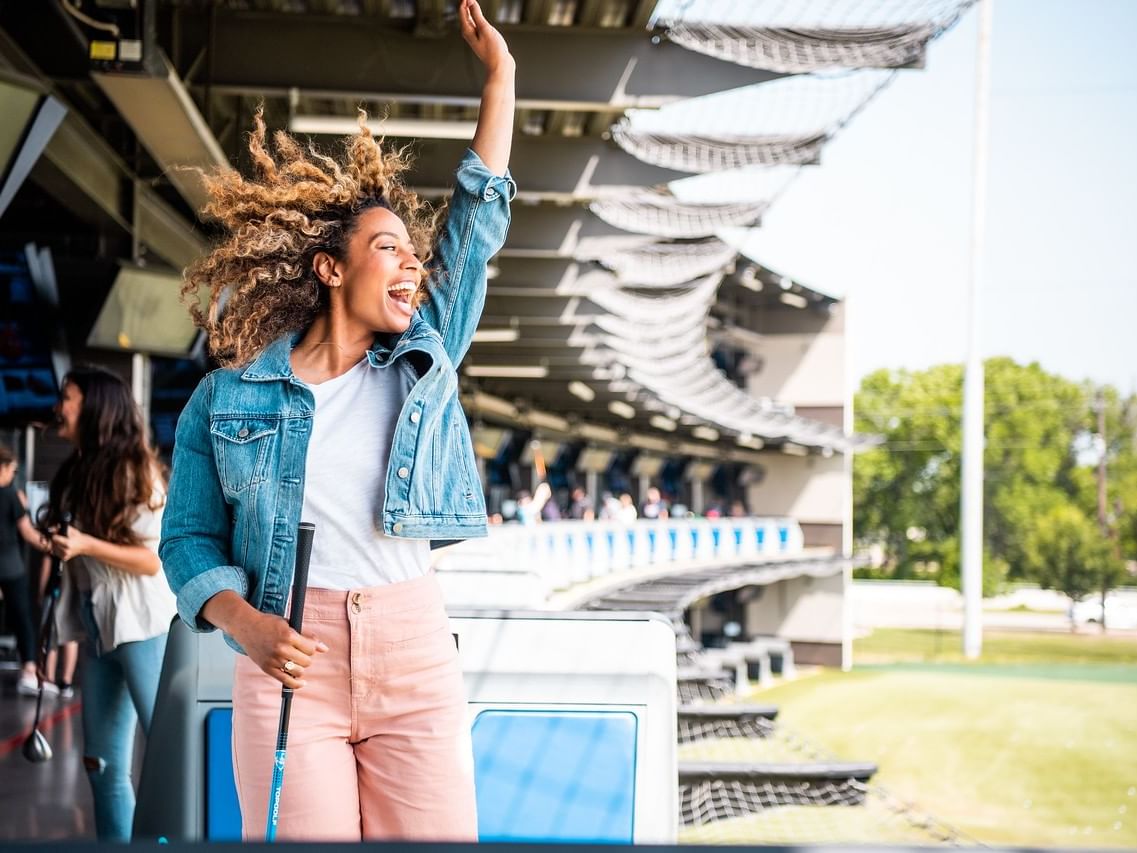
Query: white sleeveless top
xmin=300 ymin=358 xmax=430 ymax=589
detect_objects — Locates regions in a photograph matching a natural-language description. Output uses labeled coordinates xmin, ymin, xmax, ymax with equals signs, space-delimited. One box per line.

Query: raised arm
xmin=418 ymin=0 xmax=517 ymax=365
xmin=460 ymin=0 xmax=515 ymax=174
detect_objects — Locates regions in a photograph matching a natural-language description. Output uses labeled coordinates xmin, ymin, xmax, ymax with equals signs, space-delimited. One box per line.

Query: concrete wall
xmin=742 ymin=572 xmax=845 ymax=646
xmin=747 ymin=302 xmax=845 ymax=409
xmin=745 ymin=452 xmax=846 ymax=526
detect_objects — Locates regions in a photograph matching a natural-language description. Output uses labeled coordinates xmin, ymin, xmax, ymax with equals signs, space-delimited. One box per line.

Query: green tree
xmin=853 ymin=358 xmax=1131 ymax=595
xmin=1021 ymin=504 xmax=1124 ymax=628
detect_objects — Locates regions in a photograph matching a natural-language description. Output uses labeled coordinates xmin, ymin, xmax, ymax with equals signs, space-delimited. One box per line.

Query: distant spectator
xmin=598 ymin=491 xmax=620 ymax=521
xmin=616 ymin=493 xmax=638 ymax=524
xmin=488 ymin=512 xmax=504 ymax=526
xmin=728 ymin=500 xmax=748 ymax=519
xmin=640 ymin=487 xmax=669 ymax=520
xmin=568 ymin=487 xmax=594 ymax=521
xmin=516 ymin=482 xmax=552 ymax=526
xmin=540 ymin=494 xmax=562 ymax=522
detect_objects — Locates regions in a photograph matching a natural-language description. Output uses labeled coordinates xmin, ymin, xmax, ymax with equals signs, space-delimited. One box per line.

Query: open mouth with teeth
xmin=387 ymin=280 xmax=418 ymax=316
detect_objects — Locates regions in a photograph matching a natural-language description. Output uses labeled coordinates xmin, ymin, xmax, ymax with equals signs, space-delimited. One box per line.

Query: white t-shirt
xmin=301 ymin=358 xmax=430 ymax=589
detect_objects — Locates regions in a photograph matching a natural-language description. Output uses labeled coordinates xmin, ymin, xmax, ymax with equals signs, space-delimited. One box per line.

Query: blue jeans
xmin=78 ymin=595 xmax=167 ymax=842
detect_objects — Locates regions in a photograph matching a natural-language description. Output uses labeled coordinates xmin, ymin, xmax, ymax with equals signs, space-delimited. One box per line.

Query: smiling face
xmin=318 ymin=205 xmax=425 ymax=335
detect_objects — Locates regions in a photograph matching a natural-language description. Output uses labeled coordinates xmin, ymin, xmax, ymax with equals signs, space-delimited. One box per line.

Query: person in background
xmin=0 ymin=444 xmax=51 ymax=695
xmin=616 ymin=493 xmax=638 ymax=524
xmin=640 ymin=486 xmax=669 ymax=521
xmin=516 ymin=482 xmax=552 ymax=526
xmin=43 ymin=366 xmax=177 ymax=841
xmin=568 ymin=486 xmax=594 ymax=521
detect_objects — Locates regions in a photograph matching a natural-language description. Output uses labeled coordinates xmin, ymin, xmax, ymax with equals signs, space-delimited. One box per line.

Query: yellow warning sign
xmin=90 ymin=41 xmax=117 ymax=61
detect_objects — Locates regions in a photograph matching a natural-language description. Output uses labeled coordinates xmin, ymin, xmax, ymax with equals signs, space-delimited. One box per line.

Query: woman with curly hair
xmin=161 ymin=0 xmax=514 ymax=841
xmin=44 ymin=366 xmax=176 ymax=841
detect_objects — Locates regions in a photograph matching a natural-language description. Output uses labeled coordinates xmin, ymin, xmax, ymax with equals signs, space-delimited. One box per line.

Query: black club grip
xmin=287 ymin=523 xmax=316 ymax=634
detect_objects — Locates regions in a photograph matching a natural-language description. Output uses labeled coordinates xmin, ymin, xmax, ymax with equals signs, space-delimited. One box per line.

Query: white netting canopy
xmin=669 ymin=163 xmax=801 ymax=205
xmin=621 ymin=69 xmax=895 ymax=140
xmin=589 ymin=192 xmax=767 ymax=238
xmin=580 ymin=238 xmax=739 ymax=288
xmin=651 ymin=0 xmax=975 ymax=30
xmin=662 ymin=20 xmax=943 ymax=73
xmin=612 ymin=70 xmax=895 ymax=175
xmin=611 ymin=123 xmax=828 ymax=172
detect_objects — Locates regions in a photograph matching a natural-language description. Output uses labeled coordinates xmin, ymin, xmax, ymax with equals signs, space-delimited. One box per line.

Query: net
xmin=583 ymin=238 xmax=739 ymax=288
xmin=611 ymin=123 xmax=828 ymax=172
xmin=662 ymin=21 xmax=941 ymax=73
xmin=589 ymin=192 xmax=767 ymax=238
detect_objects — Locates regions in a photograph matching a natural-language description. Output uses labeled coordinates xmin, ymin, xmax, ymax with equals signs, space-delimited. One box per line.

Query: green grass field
xmin=742 ymin=630 xmax=1137 ymax=848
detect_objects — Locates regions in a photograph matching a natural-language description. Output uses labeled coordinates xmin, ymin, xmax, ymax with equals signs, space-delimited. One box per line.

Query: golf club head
xmin=22 ymin=728 xmax=52 ymax=763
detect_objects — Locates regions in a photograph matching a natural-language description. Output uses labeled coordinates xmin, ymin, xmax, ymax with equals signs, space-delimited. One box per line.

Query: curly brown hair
xmin=183 ymin=109 xmax=440 ymax=367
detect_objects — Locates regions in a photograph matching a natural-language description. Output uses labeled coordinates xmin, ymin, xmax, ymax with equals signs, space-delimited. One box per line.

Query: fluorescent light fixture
xmin=469 ymin=391 xmax=519 ymax=419
xmin=649 ymin=415 xmax=677 ymax=432
xmin=608 ymin=400 xmax=636 ymax=419
xmin=471 ymin=328 xmax=520 ymax=343
xmin=629 ymin=433 xmax=671 ymax=452
xmin=692 ymin=426 xmax=720 ymax=442
xmin=465 ymin=365 xmax=548 ymax=378
xmin=739 ymin=266 xmax=763 ymax=292
xmin=737 ymin=433 xmax=765 ymax=450
xmin=779 ymin=275 xmax=793 ymax=290
xmin=779 ymin=292 xmax=808 ymax=309
xmin=567 ymin=380 xmax=596 ymax=402
xmin=290 ymin=115 xmax=478 ymax=139
xmin=579 ymin=423 xmax=620 ymax=444
xmin=526 ymin=410 xmax=570 ymax=432
xmin=781 ymin=442 xmax=809 ymax=456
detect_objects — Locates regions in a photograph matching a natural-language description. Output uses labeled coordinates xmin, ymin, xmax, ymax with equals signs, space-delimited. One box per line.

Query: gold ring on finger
xmin=281 ymin=660 xmax=297 ymax=674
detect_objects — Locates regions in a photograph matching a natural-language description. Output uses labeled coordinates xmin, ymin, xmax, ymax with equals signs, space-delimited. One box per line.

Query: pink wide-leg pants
xmin=231 ymin=572 xmax=477 ymax=841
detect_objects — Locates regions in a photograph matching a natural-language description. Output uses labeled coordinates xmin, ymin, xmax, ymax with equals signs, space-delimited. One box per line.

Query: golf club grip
xmin=287 ymin=522 xmax=315 ymax=634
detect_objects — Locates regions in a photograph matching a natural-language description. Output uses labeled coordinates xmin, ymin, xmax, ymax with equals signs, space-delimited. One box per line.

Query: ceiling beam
xmin=332 ymin=135 xmax=688 ymax=197
xmin=187 ymin=13 xmax=779 ymax=107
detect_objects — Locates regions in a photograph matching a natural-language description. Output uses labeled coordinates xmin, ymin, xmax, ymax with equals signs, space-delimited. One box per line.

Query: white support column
xmin=961 ymin=0 xmax=994 ymax=660
xmin=690 ymin=478 xmax=704 ymax=516
xmin=131 ymin=352 xmax=151 ymax=429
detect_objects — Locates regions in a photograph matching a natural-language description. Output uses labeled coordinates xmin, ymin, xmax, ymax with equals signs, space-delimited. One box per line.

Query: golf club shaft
xmin=24 ymin=514 xmax=69 ymax=763
xmin=264 ymin=522 xmax=315 ymax=841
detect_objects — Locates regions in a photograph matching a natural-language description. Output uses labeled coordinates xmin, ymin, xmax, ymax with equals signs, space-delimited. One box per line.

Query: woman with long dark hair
xmin=162 ymin=0 xmax=513 ymax=840
xmin=44 ymin=365 xmax=176 ymax=841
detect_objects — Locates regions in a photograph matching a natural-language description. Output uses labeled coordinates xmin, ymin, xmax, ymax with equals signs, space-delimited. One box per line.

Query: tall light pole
xmin=961 ymin=0 xmax=995 ymax=660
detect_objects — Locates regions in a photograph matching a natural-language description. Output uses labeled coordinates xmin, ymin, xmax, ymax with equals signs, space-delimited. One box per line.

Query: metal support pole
xmin=961 ymin=0 xmax=994 ymax=660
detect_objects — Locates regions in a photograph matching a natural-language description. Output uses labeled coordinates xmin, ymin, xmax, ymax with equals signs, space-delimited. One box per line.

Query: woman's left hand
xmin=51 ymin=526 xmax=90 ymax=562
xmin=459 ymin=0 xmax=514 ymax=74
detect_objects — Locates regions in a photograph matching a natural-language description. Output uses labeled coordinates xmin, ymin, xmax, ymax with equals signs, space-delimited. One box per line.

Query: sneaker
xmin=40 ymin=680 xmax=60 ymax=697
xmin=57 ymin=683 xmax=74 ymax=700
xmin=16 ymin=672 xmax=39 ymax=696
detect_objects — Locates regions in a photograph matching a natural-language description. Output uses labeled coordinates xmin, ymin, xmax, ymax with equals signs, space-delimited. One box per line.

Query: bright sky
xmin=731 ymin=0 xmax=1137 ymax=392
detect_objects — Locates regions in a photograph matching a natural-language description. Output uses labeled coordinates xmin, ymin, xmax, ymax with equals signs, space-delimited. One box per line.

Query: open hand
xmin=459 ymin=0 xmax=513 ymax=75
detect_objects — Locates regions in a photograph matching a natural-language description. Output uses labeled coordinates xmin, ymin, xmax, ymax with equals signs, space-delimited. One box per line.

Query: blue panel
xmin=472 ymin=710 xmax=638 ymax=844
xmin=205 ymin=709 xmax=243 ymax=841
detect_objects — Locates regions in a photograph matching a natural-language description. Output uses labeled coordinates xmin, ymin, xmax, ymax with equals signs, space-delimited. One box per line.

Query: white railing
xmin=435 ymin=517 xmax=804 ymax=608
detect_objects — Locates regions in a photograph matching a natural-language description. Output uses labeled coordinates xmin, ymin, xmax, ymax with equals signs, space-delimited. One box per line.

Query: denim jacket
xmin=160 ymin=149 xmax=515 ymax=645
